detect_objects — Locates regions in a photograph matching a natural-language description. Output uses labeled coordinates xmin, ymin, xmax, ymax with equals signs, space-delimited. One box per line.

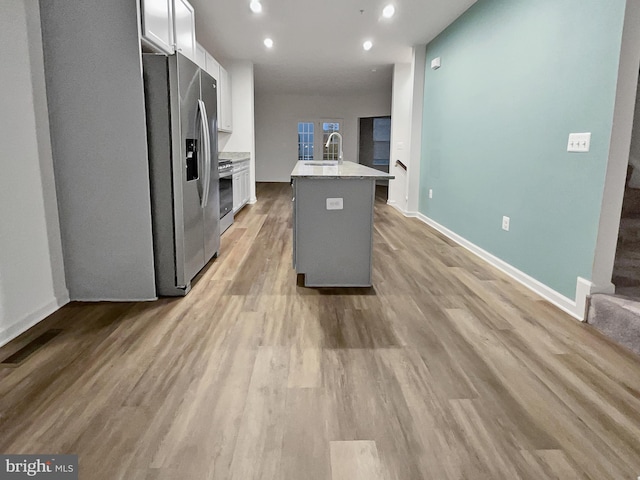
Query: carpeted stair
xmin=587 ymin=294 xmax=640 ymax=356
xmin=612 ymin=215 xmax=640 ymax=298
xmin=587 ymin=165 xmax=640 ymax=356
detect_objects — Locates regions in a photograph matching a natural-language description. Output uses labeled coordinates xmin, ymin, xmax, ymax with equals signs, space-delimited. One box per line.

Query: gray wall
xmin=40 ymin=0 xmax=156 ymax=300
xmin=0 ymin=0 xmax=69 ymax=347
xmin=255 ymin=91 xmax=392 ymax=182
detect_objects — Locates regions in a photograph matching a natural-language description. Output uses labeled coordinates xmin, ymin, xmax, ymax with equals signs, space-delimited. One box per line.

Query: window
xmin=372 ymin=117 xmax=391 ymax=166
xmin=298 ymin=122 xmax=314 ymax=160
xmin=322 ymin=122 xmax=341 ymax=160
xmin=297 ymin=119 xmax=342 ymax=161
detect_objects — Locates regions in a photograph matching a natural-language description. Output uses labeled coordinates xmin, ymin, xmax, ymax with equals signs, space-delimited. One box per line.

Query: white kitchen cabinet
xmin=219 ymin=65 xmax=233 ymax=132
xmin=232 ymin=172 xmax=242 ymax=212
xmin=173 ymin=0 xmax=196 ymax=61
xmin=205 ymin=53 xmax=221 ymax=124
xmin=205 ymin=52 xmax=219 ymax=80
xmin=232 ymin=160 xmax=250 ymax=212
xmin=195 ymin=42 xmax=206 ymax=70
xmin=140 ymin=0 xmax=174 ymax=54
xmin=242 ymin=170 xmax=250 ymax=204
xmin=192 ymin=46 xmax=230 ymax=133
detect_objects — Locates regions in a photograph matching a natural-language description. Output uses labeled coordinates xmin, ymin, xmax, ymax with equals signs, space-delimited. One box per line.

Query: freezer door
xmin=200 ymin=70 xmax=220 ymax=262
xmin=177 ymin=53 xmax=206 ymax=284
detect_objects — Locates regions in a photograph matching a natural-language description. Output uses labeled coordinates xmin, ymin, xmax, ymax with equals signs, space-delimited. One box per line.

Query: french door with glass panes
xmin=297 ymin=119 xmax=342 ymax=161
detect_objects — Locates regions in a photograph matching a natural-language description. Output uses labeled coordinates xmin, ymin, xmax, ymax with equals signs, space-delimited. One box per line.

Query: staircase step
xmin=622 ymin=163 xmax=640 ymax=212
xmin=618 ymin=217 xmax=640 ymax=243
xmin=612 ymin=273 xmax=640 ymax=287
xmin=587 ymin=294 xmax=640 ymax=356
xmin=622 ymin=188 xmax=640 ymax=216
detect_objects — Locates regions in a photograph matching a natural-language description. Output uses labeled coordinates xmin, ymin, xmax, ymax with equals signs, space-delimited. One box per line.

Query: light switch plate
xmin=567 ymin=132 xmax=591 ymax=152
xmin=431 ymin=57 xmax=441 ymax=70
xmin=326 ymin=198 xmax=343 ymax=210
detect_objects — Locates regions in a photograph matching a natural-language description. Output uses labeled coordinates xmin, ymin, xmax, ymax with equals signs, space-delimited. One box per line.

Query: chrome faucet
xmin=325 ymin=132 xmax=343 ymax=164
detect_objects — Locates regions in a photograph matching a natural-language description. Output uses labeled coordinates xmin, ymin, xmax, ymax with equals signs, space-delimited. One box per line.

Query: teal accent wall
xmin=419 ymin=0 xmax=627 ymax=299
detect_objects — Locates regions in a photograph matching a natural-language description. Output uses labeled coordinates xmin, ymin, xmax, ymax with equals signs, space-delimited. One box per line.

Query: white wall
xmin=0 ymin=0 xmax=68 ymax=347
xmin=219 ymin=61 xmax=257 ymax=202
xmin=388 ymin=63 xmax=413 ymax=210
xmin=255 ymin=91 xmax=392 ymax=182
xmin=386 ymin=46 xmax=426 ymax=215
xmin=591 ymin=0 xmax=640 ymax=300
xmin=40 ymin=0 xmax=157 ymax=301
xmin=629 ymin=79 xmax=640 ymax=186
xmin=407 ymin=46 xmax=426 ymax=213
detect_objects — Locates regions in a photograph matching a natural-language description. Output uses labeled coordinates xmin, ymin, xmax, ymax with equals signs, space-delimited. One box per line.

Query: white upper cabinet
xmin=219 ymin=65 xmax=233 ymax=132
xmin=195 ymin=42 xmax=207 ymax=70
xmin=140 ymin=0 xmax=174 ymax=54
xmin=205 ymin=52 xmax=219 ymax=81
xmin=173 ymin=0 xmax=196 ymax=61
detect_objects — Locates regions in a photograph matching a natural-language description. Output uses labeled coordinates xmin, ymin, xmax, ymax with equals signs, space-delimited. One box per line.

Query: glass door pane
xmin=298 ymin=122 xmax=314 ymax=160
xmin=320 ymin=120 xmax=341 ymax=160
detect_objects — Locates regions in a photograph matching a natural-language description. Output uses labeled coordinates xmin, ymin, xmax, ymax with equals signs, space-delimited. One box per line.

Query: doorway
xmin=359 ymin=116 xmax=391 ymax=202
xmin=613 ymin=74 xmax=640 ymax=299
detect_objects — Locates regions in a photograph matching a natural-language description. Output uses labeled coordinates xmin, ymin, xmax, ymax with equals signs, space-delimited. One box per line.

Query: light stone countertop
xmin=219 ymin=152 xmax=250 ymax=162
xmin=291 ymin=161 xmax=394 ymax=180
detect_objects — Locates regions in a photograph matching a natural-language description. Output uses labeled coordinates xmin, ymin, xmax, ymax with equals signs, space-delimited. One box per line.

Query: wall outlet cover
xmin=567 ymin=132 xmax=591 ymax=153
xmin=326 ymin=198 xmax=343 ymax=210
xmin=502 ymin=216 xmax=510 ymax=231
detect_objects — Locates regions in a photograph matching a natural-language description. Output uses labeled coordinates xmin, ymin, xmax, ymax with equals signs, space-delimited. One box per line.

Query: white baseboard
xmin=397 ymin=210 xmax=589 ymax=320
xmin=248 ymin=196 xmax=257 ymax=204
xmin=0 ymin=293 xmax=70 ymax=349
xmin=72 ymin=296 xmax=157 ymax=302
xmin=388 ymin=201 xmax=412 ymax=217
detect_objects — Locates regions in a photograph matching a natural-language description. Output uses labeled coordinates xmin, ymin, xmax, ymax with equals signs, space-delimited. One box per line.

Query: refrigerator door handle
xmin=198 ymin=99 xmax=211 ymax=208
xmin=203 ymin=102 xmax=212 ymax=207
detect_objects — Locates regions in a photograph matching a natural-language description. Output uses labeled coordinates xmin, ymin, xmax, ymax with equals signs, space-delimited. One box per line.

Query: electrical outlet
xmin=326 ymin=198 xmax=343 ymax=210
xmin=502 ymin=216 xmax=510 ymax=231
xmin=429 ymin=189 xmax=433 ymax=199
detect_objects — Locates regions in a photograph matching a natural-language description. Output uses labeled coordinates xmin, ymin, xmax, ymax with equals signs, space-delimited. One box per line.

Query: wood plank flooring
xmin=1 ymin=182 xmax=640 ymax=479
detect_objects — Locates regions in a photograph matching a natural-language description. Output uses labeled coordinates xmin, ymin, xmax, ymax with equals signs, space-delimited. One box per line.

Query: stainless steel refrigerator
xmin=143 ymin=53 xmax=220 ymax=296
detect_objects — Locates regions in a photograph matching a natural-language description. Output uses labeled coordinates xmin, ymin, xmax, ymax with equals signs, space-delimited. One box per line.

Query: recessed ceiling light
xmin=363 ymin=40 xmax=373 ymax=51
xmin=264 ymin=38 xmax=274 ymax=48
xmin=250 ymin=0 xmax=262 ymax=13
xmin=382 ymin=4 xmax=395 ymax=18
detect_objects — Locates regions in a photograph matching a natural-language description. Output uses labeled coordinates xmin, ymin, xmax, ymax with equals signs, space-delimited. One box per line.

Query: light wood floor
xmin=2 ymin=183 xmax=640 ymax=479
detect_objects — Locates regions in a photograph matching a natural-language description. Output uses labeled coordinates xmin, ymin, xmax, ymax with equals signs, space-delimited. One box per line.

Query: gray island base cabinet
xmin=291 ymin=161 xmax=394 ymax=287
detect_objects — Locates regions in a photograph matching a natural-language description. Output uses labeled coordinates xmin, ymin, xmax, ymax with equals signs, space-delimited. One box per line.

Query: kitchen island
xmin=291 ymin=161 xmax=394 ymax=287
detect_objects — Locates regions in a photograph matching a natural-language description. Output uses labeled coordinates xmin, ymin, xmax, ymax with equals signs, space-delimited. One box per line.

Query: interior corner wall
xmin=591 ymin=0 xmax=640 ymax=295
xmin=0 ymin=0 xmax=69 ymax=347
xmin=219 ymin=61 xmax=257 ymax=202
xmin=388 ymin=63 xmax=413 ymax=210
xmin=628 ymin=80 xmax=640 ymax=186
xmin=419 ymin=0 xmax=627 ymax=300
xmin=40 ymin=0 xmax=157 ymax=301
xmin=407 ymin=45 xmax=427 ymax=214
xmin=254 ymin=91 xmax=392 ymax=182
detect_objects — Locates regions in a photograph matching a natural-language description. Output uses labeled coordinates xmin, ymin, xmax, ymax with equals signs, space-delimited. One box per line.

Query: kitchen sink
xmin=304 ymin=161 xmax=339 ymax=166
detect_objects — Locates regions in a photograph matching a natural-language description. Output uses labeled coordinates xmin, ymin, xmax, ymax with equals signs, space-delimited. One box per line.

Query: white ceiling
xmin=190 ymin=0 xmax=477 ymax=95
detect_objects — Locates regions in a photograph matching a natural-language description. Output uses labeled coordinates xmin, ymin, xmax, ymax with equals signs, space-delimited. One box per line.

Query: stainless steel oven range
xmin=219 ymin=159 xmax=234 ymax=233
